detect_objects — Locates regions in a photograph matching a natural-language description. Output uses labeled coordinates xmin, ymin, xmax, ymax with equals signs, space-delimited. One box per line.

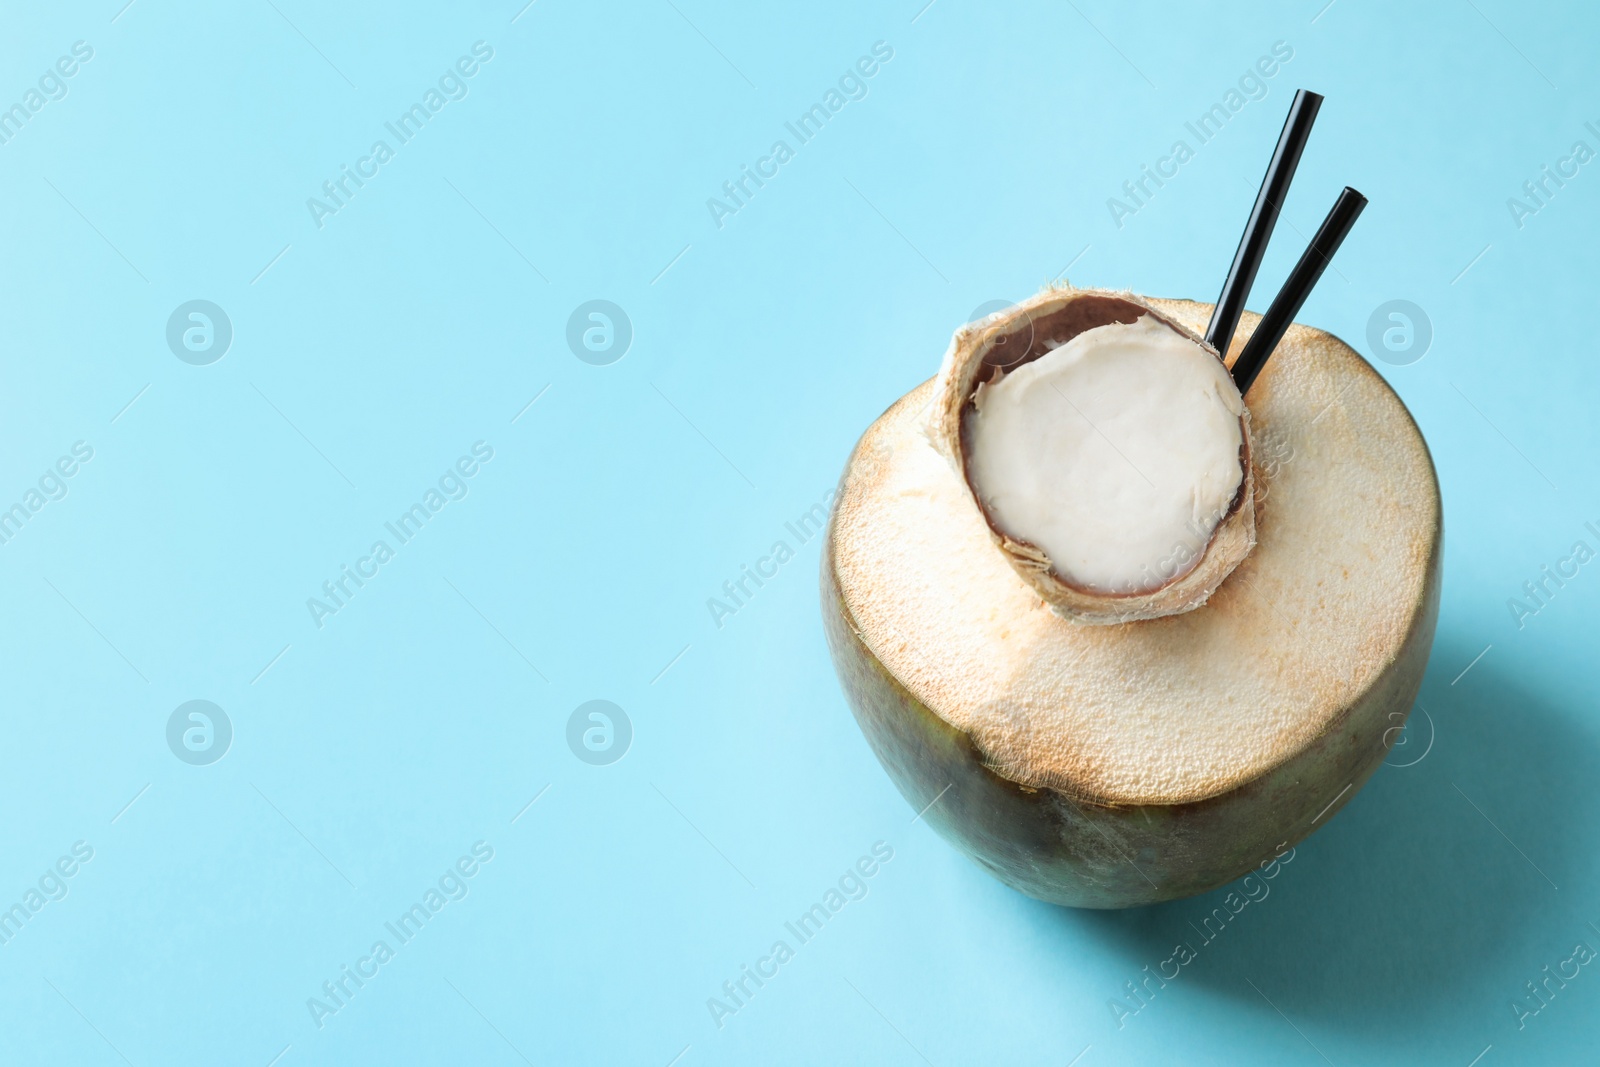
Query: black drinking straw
xmin=1229 ymin=186 xmax=1368 ymax=395
xmin=1205 ymin=89 xmax=1323 ymax=359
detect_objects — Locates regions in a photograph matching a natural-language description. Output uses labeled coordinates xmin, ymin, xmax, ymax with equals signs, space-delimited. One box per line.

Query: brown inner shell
xmin=972 ymin=293 xmax=1151 ymax=376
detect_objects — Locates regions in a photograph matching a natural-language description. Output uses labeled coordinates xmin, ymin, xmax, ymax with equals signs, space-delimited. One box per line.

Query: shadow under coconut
xmin=1057 ymin=635 xmax=1600 ymax=1037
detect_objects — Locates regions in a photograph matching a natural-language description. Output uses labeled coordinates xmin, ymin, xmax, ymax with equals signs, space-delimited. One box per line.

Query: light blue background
xmin=0 ymin=1 xmax=1595 ymax=1064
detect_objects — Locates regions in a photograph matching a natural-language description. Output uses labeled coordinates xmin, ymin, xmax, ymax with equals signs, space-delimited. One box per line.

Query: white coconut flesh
xmin=966 ymin=315 xmax=1246 ymax=595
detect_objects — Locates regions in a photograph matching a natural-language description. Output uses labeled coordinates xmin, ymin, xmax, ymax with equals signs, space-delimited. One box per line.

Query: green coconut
xmin=822 ymin=288 xmax=1441 ymax=907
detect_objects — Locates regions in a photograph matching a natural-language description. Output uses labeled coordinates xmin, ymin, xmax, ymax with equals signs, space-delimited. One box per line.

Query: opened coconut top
xmin=832 ymin=295 xmax=1439 ymax=805
xmin=930 ymin=290 xmax=1256 ymax=624
xmin=967 ymin=315 xmax=1247 ymax=595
